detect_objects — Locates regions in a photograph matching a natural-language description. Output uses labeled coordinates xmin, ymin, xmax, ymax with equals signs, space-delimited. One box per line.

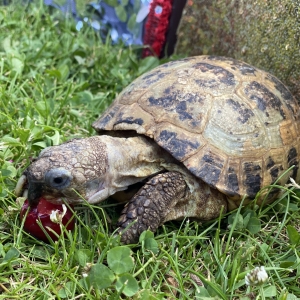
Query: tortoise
xmin=16 ymin=56 xmax=300 ymax=244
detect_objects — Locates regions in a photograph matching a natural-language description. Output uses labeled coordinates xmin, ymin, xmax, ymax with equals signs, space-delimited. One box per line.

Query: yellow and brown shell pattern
xmin=93 ymin=56 xmax=300 ymax=202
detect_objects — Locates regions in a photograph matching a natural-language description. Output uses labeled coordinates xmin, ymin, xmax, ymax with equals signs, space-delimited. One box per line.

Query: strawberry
xmin=20 ymin=197 xmax=75 ymax=242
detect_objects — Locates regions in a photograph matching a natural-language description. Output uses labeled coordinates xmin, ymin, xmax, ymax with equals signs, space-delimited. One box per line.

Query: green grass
xmin=0 ymin=2 xmax=300 ymax=299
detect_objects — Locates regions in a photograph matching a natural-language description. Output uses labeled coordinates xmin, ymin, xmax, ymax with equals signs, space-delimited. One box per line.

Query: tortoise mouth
xmin=15 ymin=174 xmax=28 ymax=198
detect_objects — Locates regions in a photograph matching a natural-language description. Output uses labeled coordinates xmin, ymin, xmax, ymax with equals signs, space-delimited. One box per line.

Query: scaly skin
xmin=117 ymin=172 xmax=188 ymax=244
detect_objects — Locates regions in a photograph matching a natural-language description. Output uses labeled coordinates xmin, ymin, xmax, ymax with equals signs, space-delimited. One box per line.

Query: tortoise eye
xmin=53 ymin=177 xmax=64 ymax=184
xmin=45 ymin=169 xmax=73 ymax=190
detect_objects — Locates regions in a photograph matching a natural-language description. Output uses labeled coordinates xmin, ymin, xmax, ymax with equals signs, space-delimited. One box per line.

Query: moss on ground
xmin=176 ymin=0 xmax=300 ymax=101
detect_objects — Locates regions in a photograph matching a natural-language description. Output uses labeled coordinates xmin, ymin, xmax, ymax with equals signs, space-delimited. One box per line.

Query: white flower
xmin=257 ymin=266 xmax=268 ymax=282
xmin=82 ymin=263 xmax=93 ymax=278
xmin=245 ymin=266 xmax=269 ymax=286
xmin=50 ymin=204 xmax=67 ymax=224
xmin=286 ymin=177 xmax=300 ymax=189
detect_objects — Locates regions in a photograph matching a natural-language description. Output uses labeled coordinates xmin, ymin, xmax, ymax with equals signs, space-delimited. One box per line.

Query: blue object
xmin=44 ymin=0 xmax=152 ymax=45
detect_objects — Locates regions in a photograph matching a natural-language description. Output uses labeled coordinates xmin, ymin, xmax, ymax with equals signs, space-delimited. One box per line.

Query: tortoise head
xmin=16 ymin=134 xmax=170 ymax=207
xmin=18 ymin=136 xmax=110 ymax=206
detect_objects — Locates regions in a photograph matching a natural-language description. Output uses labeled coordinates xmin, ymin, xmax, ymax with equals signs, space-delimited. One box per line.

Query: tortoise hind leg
xmin=163 ymin=181 xmax=228 ymax=223
xmin=117 ymin=171 xmax=188 ymax=244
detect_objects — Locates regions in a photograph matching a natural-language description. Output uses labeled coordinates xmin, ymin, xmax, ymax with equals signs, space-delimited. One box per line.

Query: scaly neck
xmin=88 ymin=135 xmax=174 ymax=203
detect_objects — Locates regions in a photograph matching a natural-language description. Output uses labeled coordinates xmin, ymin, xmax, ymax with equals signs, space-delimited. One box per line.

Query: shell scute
xmin=244 ymin=81 xmax=287 ymax=119
xmin=114 ymin=114 xmax=144 ymax=126
xmin=139 ymin=81 xmax=212 ymax=134
xmin=203 ymin=94 xmax=266 ymax=157
xmin=207 ymin=55 xmax=258 ymax=76
xmin=156 ymin=129 xmax=200 ymax=161
xmin=192 ymin=150 xmax=226 ymax=187
xmin=266 ymin=73 xmax=295 ymax=101
xmin=93 ymin=104 xmax=121 ymax=130
xmin=242 ymin=161 xmax=263 ymax=198
xmin=192 ymin=64 xmax=239 ymax=96
xmin=193 ymin=62 xmax=237 ymax=86
xmin=279 ymin=120 xmax=298 ymax=145
xmin=154 ymin=122 xmax=205 ymax=162
xmin=225 ymin=98 xmax=255 ymax=124
xmin=141 ymin=69 xmax=171 ymax=86
xmin=287 ymin=147 xmax=298 ymax=179
xmin=231 ymin=62 xmax=257 ymax=76
xmin=225 ymin=167 xmax=240 ymax=196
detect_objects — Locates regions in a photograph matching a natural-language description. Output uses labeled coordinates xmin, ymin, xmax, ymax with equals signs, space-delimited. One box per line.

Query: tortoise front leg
xmin=117 ymin=171 xmax=188 ymax=244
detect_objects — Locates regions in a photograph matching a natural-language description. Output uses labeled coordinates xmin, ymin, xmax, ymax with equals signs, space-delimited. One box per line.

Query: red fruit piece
xmin=20 ymin=197 xmax=75 ymax=242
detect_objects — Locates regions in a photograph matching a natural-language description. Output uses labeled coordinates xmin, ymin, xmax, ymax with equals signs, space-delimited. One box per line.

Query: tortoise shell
xmin=93 ymin=56 xmax=300 ymax=201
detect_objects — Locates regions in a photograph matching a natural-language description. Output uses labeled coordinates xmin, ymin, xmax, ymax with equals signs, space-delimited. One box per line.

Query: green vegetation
xmin=0 ymin=2 xmax=299 ymax=298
